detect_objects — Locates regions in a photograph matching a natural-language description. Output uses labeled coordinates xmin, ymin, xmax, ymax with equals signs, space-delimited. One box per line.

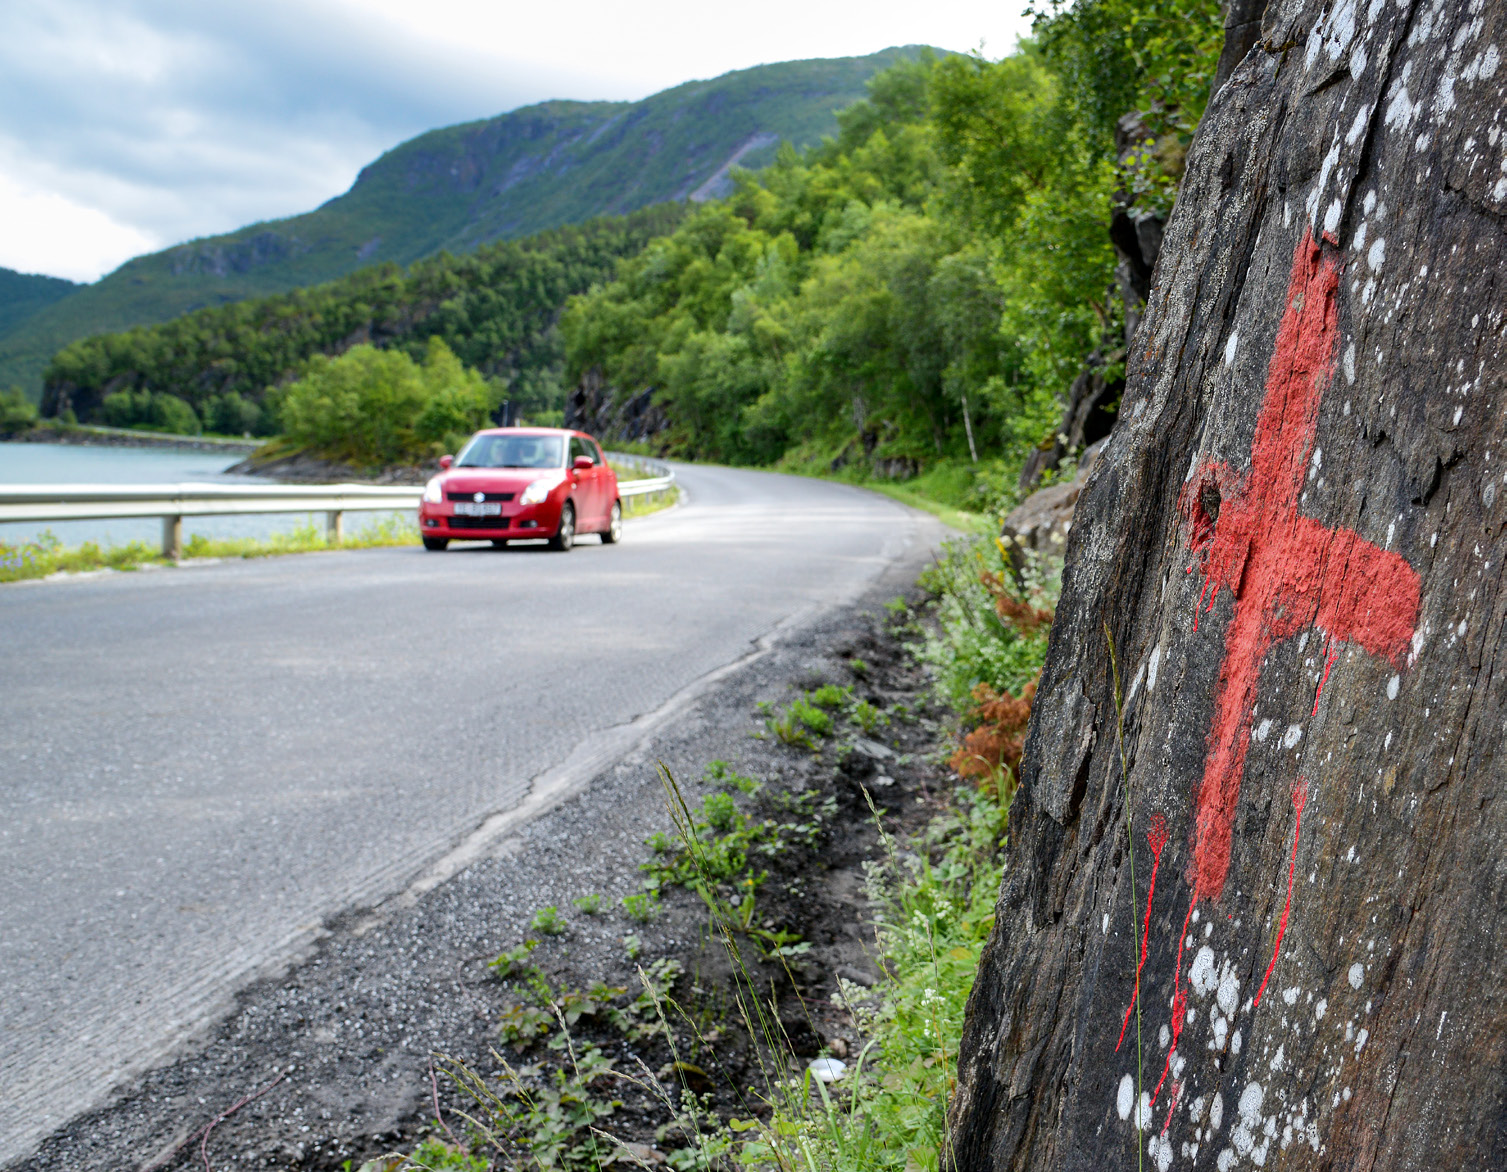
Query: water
xmin=0 ymin=441 xmax=410 ymax=549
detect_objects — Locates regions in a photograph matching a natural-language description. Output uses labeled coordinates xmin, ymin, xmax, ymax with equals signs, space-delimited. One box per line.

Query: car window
xmin=569 ymin=437 xmax=597 ymax=465
xmin=457 ymin=434 xmax=564 ymax=469
xmin=591 ymin=441 xmax=607 ymax=466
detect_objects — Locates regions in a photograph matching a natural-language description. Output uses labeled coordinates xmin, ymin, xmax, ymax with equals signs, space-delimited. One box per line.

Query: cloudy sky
xmin=0 ymin=1 xmax=1035 ymax=284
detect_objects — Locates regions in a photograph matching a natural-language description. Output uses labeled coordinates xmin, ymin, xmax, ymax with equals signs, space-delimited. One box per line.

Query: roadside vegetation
xmin=0 ymin=516 xmax=420 ymax=584
xmin=349 ymin=531 xmax=1057 ymax=1172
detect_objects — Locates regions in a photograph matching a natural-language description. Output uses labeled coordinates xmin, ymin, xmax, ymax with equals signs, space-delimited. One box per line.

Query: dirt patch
xmin=9 ymin=555 xmax=953 ymax=1171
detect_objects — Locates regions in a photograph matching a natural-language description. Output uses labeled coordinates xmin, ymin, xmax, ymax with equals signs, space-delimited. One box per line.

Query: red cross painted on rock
xmin=1177 ymin=229 xmax=1421 ymax=908
xmin=1123 ymin=232 xmax=1424 ymax=1102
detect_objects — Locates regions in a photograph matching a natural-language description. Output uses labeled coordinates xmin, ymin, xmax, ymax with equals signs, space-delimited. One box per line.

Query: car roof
xmin=473 ymin=427 xmax=590 ymax=438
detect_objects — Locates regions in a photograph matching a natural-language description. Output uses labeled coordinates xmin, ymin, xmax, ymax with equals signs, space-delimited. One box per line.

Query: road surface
xmin=0 ymin=463 xmax=945 ymax=1164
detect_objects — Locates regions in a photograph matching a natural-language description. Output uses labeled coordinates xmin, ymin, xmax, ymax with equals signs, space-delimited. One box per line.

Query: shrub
xmin=0 ymin=387 xmax=37 ymax=432
xmin=99 ymin=389 xmax=201 ymax=434
xmin=277 ymin=337 xmax=495 ymax=466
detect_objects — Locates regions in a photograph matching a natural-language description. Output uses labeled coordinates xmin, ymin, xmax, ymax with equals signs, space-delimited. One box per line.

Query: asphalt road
xmin=0 ymin=463 xmax=945 ymax=1164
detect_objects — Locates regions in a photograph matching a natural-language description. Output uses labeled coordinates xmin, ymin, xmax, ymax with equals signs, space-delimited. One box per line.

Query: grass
xmin=856 ymin=481 xmax=994 ymax=535
xmin=0 ymin=516 xmax=421 ymax=585
xmin=374 ymin=532 xmax=1063 ymax=1172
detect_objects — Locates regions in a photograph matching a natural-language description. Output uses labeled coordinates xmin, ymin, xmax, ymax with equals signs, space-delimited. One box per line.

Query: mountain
xmin=0 ymin=268 xmax=80 ymax=359
xmin=2 ymin=47 xmax=932 ymax=400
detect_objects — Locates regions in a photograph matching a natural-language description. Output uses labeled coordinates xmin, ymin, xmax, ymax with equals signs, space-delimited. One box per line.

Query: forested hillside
xmin=0 ymin=268 xmax=79 ymax=342
xmin=3 ymin=48 xmax=924 ymax=399
xmin=42 ymin=205 xmax=683 ymax=434
xmin=563 ymin=4 xmax=1224 ymax=511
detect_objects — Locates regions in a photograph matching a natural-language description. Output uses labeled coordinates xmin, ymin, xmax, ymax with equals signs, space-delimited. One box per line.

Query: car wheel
xmin=601 ymin=501 xmax=623 ymax=544
xmin=422 ymin=537 xmax=449 ymax=551
xmin=549 ymin=502 xmax=575 ymax=551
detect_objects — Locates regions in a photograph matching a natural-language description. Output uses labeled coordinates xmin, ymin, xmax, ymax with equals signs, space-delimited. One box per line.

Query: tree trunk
xmin=951 ymin=3 xmax=1507 ymax=1169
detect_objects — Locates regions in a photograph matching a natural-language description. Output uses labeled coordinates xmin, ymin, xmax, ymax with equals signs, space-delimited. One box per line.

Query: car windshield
xmin=456 ymin=434 xmax=564 ymax=469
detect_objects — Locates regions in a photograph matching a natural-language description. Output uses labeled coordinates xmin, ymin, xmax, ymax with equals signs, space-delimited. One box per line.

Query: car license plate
xmin=454 ymin=502 xmax=502 ymax=516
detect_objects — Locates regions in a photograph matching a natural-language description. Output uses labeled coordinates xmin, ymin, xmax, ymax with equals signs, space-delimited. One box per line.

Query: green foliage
xmin=849 ymin=698 xmax=888 ymax=735
xmin=0 ymin=386 xmax=37 ymax=432
xmin=40 ymin=206 xmax=682 ymax=428
xmin=277 ymin=337 xmax=494 ymax=466
xmin=559 ymin=10 xmax=1221 ymax=510
xmin=98 ymin=389 xmax=202 ymax=435
xmin=918 ymin=536 xmax=1059 ymax=710
xmin=529 ymin=905 xmax=568 ymax=936
xmin=489 ymin=939 xmax=540 ymax=979
xmin=571 ymin=893 xmax=604 ymax=915
xmin=620 ymin=892 xmax=660 ymax=924
xmin=767 ymin=696 xmax=833 ymax=748
xmin=703 ymin=760 xmax=760 ymax=795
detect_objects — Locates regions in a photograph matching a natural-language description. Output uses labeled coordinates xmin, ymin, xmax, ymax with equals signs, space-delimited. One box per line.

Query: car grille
xmin=447 ymin=491 xmax=515 ymax=501
xmin=447 ymin=516 xmax=510 ymax=530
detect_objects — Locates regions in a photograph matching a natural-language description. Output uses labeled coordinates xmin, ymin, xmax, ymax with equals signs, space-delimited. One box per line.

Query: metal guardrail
xmin=0 ymin=462 xmax=676 ymax=558
xmin=606 ymin=453 xmax=676 ymax=499
xmin=0 ymin=483 xmax=421 ymax=558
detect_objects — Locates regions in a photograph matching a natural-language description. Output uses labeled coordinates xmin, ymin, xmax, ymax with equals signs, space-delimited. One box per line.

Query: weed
xmin=530 ymin=906 xmax=567 ymax=936
xmin=572 ymin=893 xmax=604 ymax=915
xmin=809 ymin=683 xmax=852 ymax=709
xmin=700 ymin=791 xmax=738 ymax=831
xmin=623 ymin=933 xmax=643 ymax=960
xmin=704 ymin=759 xmax=759 ymax=795
xmin=884 ymin=595 xmax=909 ymax=615
xmin=488 ymin=939 xmax=539 ymax=979
xmin=850 ymin=698 xmax=888 ymax=735
xmin=849 ymin=656 xmax=870 ymax=677
xmin=621 ymin=892 xmax=660 ymax=923
xmin=767 ymin=695 xmax=833 ymax=748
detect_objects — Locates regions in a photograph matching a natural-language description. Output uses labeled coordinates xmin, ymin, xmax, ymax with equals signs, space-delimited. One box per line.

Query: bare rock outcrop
xmin=950 ymin=2 xmax=1507 ymax=1169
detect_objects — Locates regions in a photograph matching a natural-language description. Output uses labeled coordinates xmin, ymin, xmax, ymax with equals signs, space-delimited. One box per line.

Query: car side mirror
xmin=439 ymin=455 xmax=454 ymax=470
xmin=572 ymin=455 xmax=594 ymax=471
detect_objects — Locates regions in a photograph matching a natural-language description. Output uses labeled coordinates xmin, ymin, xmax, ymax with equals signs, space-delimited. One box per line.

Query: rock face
xmin=950 ymin=3 xmax=1507 ymax=1170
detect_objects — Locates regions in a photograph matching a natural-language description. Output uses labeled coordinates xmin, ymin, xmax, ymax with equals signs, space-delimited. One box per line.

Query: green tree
xmin=278 ymin=337 xmax=495 ymax=466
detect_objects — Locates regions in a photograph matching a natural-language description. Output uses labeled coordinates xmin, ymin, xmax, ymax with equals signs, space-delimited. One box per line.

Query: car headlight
xmin=520 ymin=475 xmax=561 ymax=506
xmin=422 ymin=476 xmax=444 ymax=504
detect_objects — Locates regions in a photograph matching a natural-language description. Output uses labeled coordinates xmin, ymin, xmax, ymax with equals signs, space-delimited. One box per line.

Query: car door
xmin=590 ymin=439 xmax=616 ymax=515
xmin=568 ymin=436 xmax=604 ymax=528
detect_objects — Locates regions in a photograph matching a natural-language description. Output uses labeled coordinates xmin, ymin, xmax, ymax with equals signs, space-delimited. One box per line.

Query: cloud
xmin=0 ymin=0 xmax=1033 ymax=282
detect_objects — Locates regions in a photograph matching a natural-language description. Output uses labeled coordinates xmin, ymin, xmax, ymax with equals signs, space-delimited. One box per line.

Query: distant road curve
xmin=0 ymin=462 xmax=945 ymax=1164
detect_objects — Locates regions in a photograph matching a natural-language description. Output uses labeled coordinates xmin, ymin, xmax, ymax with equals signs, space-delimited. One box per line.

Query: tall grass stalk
xmin=1104 ymin=623 xmax=1143 ymax=1172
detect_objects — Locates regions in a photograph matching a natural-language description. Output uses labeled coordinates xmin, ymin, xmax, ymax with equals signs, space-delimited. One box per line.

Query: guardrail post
xmin=162 ymin=515 xmax=183 ymax=560
xmin=326 ymin=510 xmax=344 ymax=545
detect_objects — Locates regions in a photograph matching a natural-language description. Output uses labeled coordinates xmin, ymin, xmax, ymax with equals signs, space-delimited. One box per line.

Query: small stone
xmin=827 ymin=1036 xmax=849 ymax=1058
xmin=808 ymin=1057 xmax=847 ymax=1083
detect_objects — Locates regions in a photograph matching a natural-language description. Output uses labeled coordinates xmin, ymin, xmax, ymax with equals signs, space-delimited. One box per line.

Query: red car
xmin=418 ymin=428 xmax=621 ymax=551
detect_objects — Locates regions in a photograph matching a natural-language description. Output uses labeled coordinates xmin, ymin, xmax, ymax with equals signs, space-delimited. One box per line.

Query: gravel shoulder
xmin=10 ymin=521 xmax=955 ymax=1172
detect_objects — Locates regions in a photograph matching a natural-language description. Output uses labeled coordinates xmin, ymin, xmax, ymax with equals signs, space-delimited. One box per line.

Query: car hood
xmin=441 ymin=469 xmax=563 ymax=494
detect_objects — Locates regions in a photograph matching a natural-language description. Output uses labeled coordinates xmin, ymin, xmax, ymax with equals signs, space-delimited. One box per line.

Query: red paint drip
xmin=1161 ymin=1081 xmax=1183 ymax=1135
xmin=1151 ymin=897 xmax=1197 ymax=1106
xmin=1193 ymin=576 xmax=1212 ymax=632
xmin=1253 ymin=778 xmax=1309 ymax=1008
xmin=1312 ymin=641 xmax=1339 ymax=716
xmin=1177 ymin=230 xmax=1422 ymax=905
xmin=1116 ymin=814 xmax=1170 ymax=1052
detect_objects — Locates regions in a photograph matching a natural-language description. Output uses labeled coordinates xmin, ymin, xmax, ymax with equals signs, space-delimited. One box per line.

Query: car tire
xmin=601 ymin=501 xmax=623 ymax=544
xmin=422 ymin=536 xmax=449 ymax=551
xmin=491 ymin=539 xmax=509 ymax=549
xmin=549 ymin=502 xmax=575 ymax=551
